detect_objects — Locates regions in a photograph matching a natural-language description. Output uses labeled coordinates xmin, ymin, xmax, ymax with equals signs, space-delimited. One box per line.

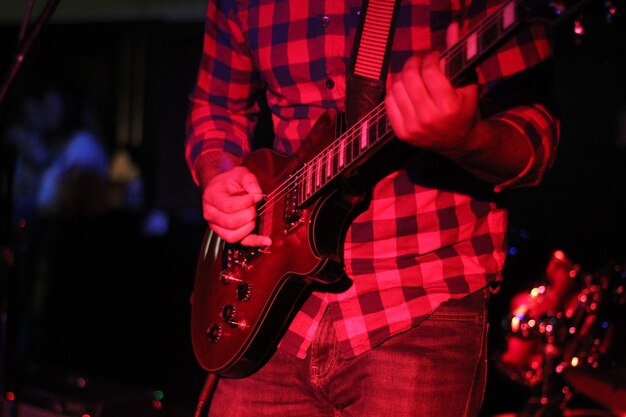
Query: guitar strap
xmin=346 ymin=0 xmax=401 ymax=127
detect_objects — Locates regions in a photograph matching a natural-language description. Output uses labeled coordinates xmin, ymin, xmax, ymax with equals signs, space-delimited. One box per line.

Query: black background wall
xmin=0 ymin=19 xmax=209 ymax=415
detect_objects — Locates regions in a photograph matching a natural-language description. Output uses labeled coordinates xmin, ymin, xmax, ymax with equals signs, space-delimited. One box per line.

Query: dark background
xmin=0 ymin=0 xmax=625 ymax=416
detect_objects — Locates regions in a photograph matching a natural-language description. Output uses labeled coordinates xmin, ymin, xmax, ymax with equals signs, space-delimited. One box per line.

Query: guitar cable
xmin=193 ymin=372 xmax=219 ymax=417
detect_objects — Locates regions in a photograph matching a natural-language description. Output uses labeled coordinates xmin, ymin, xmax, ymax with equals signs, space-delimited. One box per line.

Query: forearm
xmin=442 ymin=118 xmax=533 ymax=185
xmin=185 ymin=0 xmax=261 ymax=188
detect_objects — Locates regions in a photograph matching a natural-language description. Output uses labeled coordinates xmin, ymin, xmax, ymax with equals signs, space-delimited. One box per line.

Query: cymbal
xmin=490 ymin=410 xmax=616 ymax=417
xmin=563 ymin=366 xmax=626 ymax=415
xmin=490 ymin=408 xmax=619 ymax=417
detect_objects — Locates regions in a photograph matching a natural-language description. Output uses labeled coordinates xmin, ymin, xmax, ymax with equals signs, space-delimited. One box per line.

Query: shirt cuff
xmin=491 ymin=104 xmax=559 ymax=192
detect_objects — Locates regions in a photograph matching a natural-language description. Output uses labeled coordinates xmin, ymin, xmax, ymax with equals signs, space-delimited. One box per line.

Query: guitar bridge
xmin=221 ymin=244 xmax=258 ymax=280
xmin=284 ymin=185 xmax=305 ymax=232
xmin=219 ymin=244 xmax=267 ymax=293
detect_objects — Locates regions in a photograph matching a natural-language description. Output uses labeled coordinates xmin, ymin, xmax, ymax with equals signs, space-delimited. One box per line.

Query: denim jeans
xmin=208 ymin=288 xmax=490 ymax=417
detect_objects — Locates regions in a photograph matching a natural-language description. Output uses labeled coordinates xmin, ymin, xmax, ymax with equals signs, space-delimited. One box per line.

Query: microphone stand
xmin=0 ymin=0 xmax=61 ymax=106
xmin=0 ymin=1 xmax=61 ymax=415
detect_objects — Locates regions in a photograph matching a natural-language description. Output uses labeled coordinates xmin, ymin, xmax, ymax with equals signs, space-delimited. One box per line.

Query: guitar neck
xmin=443 ymin=0 xmax=520 ymax=82
xmin=286 ymin=0 xmax=522 ymax=205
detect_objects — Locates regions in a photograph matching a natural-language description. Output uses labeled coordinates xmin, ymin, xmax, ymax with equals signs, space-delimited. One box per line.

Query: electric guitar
xmin=190 ymin=0 xmax=587 ymax=378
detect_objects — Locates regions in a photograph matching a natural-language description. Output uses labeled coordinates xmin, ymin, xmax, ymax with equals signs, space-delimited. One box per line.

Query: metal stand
xmin=0 ymin=1 xmax=61 ymax=415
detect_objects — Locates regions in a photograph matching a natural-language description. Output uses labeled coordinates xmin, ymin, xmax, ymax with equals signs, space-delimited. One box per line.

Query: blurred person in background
xmin=3 ymin=83 xmax=111 ymax=370
xmin=6 ymin=84 xmax=109 ymax=221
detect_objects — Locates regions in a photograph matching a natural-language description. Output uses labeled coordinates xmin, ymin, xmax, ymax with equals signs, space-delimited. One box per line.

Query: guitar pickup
xmin=283 ymin=184 xmax=304 ymax=231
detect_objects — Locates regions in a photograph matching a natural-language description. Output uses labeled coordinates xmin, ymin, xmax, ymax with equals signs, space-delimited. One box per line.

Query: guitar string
xmin=258 ymin=1 xmax=508 ymax=211
xmin=259 ymin=107 xmax=378 ymax=214
xmin=442 ymin=0 xmax=516 ymax=80
xmin=284 ymin=0 xmax=516 ymax=201
xmin=257 ymin=101 xmax=389 ymax=219
xmin=255 ymin=8 xmax=499 ymax=219
xmin=256 ymin=119 xmax=358 ymax=217
xmin=255 ymin=0 xmax=515 ymax=220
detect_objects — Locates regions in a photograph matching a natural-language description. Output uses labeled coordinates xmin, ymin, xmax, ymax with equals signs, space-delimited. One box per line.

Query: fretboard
xmin=294 ymin=0 xmax=521 ymax=205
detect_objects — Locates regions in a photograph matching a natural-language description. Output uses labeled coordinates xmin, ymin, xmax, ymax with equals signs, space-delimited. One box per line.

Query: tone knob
xmin=206 ymin=324 xmax=223 ymax=343
xmin=221 ymin=304 xmax=237 ymax=322
xmin=237 ymin=283 xmax=253 ymax=302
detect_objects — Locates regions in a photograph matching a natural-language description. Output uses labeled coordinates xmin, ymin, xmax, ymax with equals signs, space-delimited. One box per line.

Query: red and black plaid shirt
xmin=186 ymin=0 xmax=559 ymax=359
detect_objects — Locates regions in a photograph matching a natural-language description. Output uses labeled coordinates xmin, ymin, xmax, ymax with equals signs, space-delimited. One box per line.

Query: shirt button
xmin=325 ymin=78 xmax=335 ymax=89
xmin=321 ymin=15 xmax=330 ymax=27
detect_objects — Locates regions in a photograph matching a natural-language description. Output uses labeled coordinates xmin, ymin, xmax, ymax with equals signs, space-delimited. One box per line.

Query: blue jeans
xmin=208 ymin=288 xmax=490 ymax=417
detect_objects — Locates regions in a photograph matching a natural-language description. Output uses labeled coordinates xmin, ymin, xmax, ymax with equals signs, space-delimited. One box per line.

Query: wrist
xmin=195 ymin=151 xmax=241 ymax=189
xmin=438 ymin=115 xmax=485 ymax=161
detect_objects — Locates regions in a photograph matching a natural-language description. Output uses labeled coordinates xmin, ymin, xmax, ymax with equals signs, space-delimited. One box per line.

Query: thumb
xmin=236 ymin=168 xmax=264 ymax=200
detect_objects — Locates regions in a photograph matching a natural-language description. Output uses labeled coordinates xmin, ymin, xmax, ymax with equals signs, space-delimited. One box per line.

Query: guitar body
xmin=191 ymin=109 xmax=362 ymax=378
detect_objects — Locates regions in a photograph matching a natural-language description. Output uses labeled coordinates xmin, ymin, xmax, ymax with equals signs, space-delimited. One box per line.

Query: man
xmin=185 ymin=0 xmax=559 ymax=415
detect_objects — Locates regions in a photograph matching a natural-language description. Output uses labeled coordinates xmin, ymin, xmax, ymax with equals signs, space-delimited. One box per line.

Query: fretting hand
xmin=385 ymin=52 xmax=479 ymax=157
xmin=385 ymin=22 xmax=480 ymax=158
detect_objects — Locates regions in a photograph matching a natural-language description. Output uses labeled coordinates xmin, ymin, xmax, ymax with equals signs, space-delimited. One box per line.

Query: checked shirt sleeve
xmin=185 ymin=1 xmax=263 ymax=185
xmin=471 ymin=7 xmax=560 ymax=191
xmin=491 ymin=102 xmax=559 ymax=191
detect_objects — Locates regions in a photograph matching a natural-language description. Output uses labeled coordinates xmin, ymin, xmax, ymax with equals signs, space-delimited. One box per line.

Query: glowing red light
xmin=152 ymin=399 xmax=163 ymax=411
xmin=574 ymin=20 xmax=584 ymax=35
xmin=6 ymin=392 xmax=15 ymax=401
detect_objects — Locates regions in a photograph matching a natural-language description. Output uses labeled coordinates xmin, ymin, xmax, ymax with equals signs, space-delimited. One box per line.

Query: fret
xmin=479 ymin=19 xmax=500 ymax=54
xmin=344 ymin=137 xmax=354 ymax=166
xmin=307 ymin=163 xmax=314 ymax=196
xmin=375 ymin=114 xmax=383 ymax=139
xmin=296 ymin=0 xmax=523 ymax=206
xmin=465 ymin=32 xmax=478 ymax=61
xmin=297 ymin=170 xmax=305 ymax=205
xmin=446 ymin=51 xmax=462 ymax=81
xmin=311 ymin=161 xmax=318 ymax=195
xmin=352 ymin=134 xmax=361 ymax=161
xmin=325 ymin=150 xmax=332 ymax=180
xmin=360 ymin=120 xmax=369 ymax=150
xmin=368 ymin=119 xmax=380 ymax=143
xmin=442 ymin=0 xmax=520 ymax=81
xmin=339 ymin=137 xmax=347 ymax=168
xmin=503 ymin=1 xmax=516 ymax=29
xmin=351 ymin=136 xmax=358 ymax=164
xmin=314 ymin=156 xmax=322 ymax=189
xmin=305 ymin=163 xmax=313 ymax=198
xmin=332 ymin=149 xmax=339 ymax=177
